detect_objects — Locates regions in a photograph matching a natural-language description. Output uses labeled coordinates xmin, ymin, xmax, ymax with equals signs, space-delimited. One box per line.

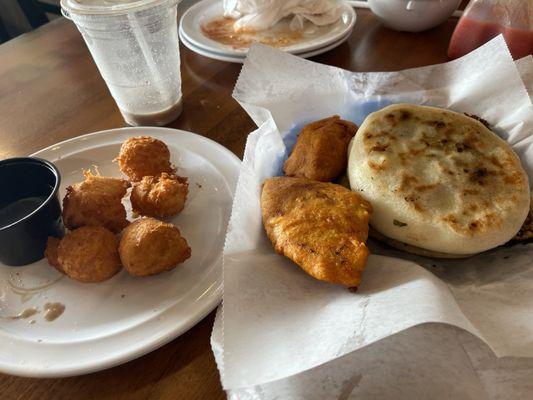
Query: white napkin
xmin=216 ymin=35 xmax=533 ymax=393
xmin=212 ymin=311 xmax=533 ymax=399
xmin=223 ymin=0 xmax=341 ymax=31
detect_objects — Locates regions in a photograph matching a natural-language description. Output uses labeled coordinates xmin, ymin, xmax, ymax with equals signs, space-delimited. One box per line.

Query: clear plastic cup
xmin=61 ymin=0 xmax=182 ymax=126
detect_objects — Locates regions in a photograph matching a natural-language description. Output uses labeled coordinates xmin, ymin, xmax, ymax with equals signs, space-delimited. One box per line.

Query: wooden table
xmin=0 ymin=9 xmax=458 ymax=400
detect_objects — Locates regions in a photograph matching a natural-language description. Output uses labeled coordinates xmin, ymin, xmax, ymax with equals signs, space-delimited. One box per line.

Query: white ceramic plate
xmin=180 ymin=0 xmax=355 ymax=56
xmin=180 ymin=26 xmax=352 ymax=63
xmin=0 ymin=127 xmax=240 ymax=377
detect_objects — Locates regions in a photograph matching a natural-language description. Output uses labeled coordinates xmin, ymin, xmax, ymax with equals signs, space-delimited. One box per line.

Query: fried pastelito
xmin=131 ymin=173 xmax=188 ymax=218
xmin=54 ymin=226 xmax=121 ymax=283
xmin=119 ymin=218 xmax=191 ymax=277
xmin=62 ymin=171 xmax=130 ymax=234
xmin=116 ymin=136 xmax=175 ymax=182
xmin=261 ymin=176 xmax=372 ymax=287
xmin=284 ymin=115 xmax=358 ymax=182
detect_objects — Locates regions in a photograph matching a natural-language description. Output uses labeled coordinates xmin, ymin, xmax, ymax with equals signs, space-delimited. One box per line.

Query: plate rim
xmin=0 ymin=126 xmax=240 ymax=378
xmin=179 ymin=25 xmax=353 ymax=63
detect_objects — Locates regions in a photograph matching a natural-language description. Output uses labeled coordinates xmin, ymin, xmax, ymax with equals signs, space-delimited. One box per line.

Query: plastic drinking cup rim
xmin=61 ymin=0 xmax=180 ymax=18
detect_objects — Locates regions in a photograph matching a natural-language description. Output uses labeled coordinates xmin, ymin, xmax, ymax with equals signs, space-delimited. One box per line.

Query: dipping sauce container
xmin=0 ymin=158 xmax=64 ymax=266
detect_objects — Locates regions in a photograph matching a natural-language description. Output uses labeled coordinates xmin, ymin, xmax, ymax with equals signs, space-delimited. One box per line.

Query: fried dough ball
xmin=116 ymin=136 xmax=175 ymax=182
xmin=131 ymin=173 xmax=189 ymax=218
xmin=56 ymin=226 xmax=121 ymax=283
xmin=119 ymin=218 xmax=191 ymax=277
xmin=45 ymin=236 xmax=63 ymax=273
xmin=62 ymin=171 xmax=130 ymax=233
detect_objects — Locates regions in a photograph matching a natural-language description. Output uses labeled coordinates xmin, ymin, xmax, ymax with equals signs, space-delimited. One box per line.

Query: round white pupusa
xmin=348 ymin=104 xmax=530 ymax=256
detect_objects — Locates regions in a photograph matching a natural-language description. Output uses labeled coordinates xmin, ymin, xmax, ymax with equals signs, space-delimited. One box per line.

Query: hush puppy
xmin=116 ymin=136 xmax=175 ymax=182
xmin=53 ymin=226 xmax=121 ymax=283
xmin=62 ymin=171 xmax=130 ymax=233
xmin=131 ymin=173 xmax=188 ymax=218
xmin=119 ymin=218 xmax=191 ymax=277
xmin=45 ymin=236 xmax=63 ymax=273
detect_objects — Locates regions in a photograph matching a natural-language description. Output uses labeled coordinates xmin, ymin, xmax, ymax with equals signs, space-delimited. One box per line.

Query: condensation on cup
xmin=61 ymin=0 xmax=183 ymax=126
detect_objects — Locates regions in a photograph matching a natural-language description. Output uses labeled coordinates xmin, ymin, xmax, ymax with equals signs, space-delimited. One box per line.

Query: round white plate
xmin=180 ymin=26 xmax=352 ymax=63
xmin=0 ymin=127 xmax=240 ymax=377
xmin=180 ymin=0 xmax=356 ymax=56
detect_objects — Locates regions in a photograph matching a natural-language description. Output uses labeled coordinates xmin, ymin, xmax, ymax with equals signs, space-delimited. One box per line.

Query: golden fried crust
xmin=119 ymin=218 xmax=191 ymax=277
xmin=62 ymin=171 xmax=130 ymax=234
xmin=45 ymin=236 xmax=63 ymax=273
xmin=116 ymin=136 xmax=175 ymax=182
xmin=284 ymin=116 xmax=357 ymax=182
xmin=57 ymin=226 xmax=121 ymax=283
xmin=131 ymin=173 xmax=188 ymax=218
xmin=261 ymin=177 xmax=372 ymax=287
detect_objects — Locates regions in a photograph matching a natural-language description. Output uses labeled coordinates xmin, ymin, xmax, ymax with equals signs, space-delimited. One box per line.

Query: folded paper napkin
xmin=223 ymin=0 xmax=341 ymax=31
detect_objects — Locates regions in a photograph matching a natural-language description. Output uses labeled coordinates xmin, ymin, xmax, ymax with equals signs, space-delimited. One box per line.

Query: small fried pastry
xmin=119 ymin=218 xmax=191 ymax=277
xmin=62 ymin=171 xmax=130 ymax=233
xmin=45 ymin=236 xmax=62 ymax=273
xmin=116 ymin=136 xmax=175 ymax=182
xmin=56 ymin=226 xmax=121 ymax=283
xmin=284 ymin=116 xmax=357 ymax=182
xmin=131 ymin=173 xmax=188 ymax=218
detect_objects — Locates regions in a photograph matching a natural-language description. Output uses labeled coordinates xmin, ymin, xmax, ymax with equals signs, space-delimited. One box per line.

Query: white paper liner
xmin=217 ymin=35 xmax=533 ymax=390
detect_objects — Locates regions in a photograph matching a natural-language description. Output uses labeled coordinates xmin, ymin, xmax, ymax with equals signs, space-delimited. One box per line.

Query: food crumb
xmin=196 ymin=183 xmax=202 ymax=189
xmin=121 ymin=294 xmax=125 ymax=298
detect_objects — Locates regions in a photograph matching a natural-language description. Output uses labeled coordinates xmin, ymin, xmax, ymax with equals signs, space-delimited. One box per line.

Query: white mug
xmin=368 ymin=0 xmax=461 ymax=32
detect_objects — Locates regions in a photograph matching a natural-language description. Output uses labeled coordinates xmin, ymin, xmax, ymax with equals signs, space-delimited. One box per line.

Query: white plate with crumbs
xmin=180 ymin=0 xmax=356 ymax=56
xmin=179 ymin=25 xmax=352 ymax=63
xmin=0 ymin=127 xmax=240 ymax=377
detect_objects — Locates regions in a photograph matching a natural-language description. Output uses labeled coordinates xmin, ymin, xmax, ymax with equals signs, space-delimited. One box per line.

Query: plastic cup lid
xmin=61 ymin=0 xmax=180 ymax=16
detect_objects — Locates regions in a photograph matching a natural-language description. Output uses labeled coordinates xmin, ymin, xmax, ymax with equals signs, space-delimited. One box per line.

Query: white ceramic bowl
xmin=368 ymin=0 xmax=461 ymax=32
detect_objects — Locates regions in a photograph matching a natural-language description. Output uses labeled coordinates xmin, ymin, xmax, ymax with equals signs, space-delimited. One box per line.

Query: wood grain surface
xmin=0 ymin=9 xmax=458 ymax=400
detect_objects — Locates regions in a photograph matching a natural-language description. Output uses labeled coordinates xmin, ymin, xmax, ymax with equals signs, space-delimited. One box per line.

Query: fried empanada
xmin=284 ymin=116 xmax=357 ymax=182
xmin=261 ymin=177 xmax=372 ymax=287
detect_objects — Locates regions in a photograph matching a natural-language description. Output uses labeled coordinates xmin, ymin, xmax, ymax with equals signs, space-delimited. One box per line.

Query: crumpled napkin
xmin=223 ymin=0 xmax=341 ymax=31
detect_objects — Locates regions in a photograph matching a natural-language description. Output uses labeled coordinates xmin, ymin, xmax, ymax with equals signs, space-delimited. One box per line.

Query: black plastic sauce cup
xmin=0 ymin=157 xmax=64 ymax=266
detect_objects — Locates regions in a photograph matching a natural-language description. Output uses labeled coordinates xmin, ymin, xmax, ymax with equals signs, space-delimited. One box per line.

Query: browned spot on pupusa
xmin=414 ymin=183 xmax=438 ymax=191
xmin=367 ymin=160 xmax=387 ymax=171
xmin=370 ymin=144 xmax=389 ymax=152
xmin=398 ymin=174 xmax=418 ymax=191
